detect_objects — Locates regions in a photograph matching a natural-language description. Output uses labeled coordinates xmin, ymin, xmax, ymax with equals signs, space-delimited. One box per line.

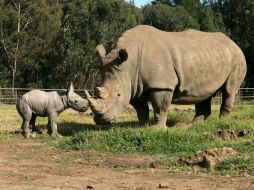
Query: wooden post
xmin=0 ymin=85 xmax=1 ymax=103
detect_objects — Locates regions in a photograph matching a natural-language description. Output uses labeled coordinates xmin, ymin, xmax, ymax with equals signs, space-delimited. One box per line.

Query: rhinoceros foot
xmin=30 ymin=132 xmax=37 ymax=138
xmin=154 ymin=124 xmax=168 ymax=130
xmin=22 ymin=131 xmax=37 ymax=139
xmin=192 ymin=115 xmax=205 ymax=123
xmin=219 ymin=110 xmax=230 ymax=118
xmin=50 ymin=133 xmax=63 ymax=138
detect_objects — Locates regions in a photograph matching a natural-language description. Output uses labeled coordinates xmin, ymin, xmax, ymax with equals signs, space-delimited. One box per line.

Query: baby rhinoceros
xmin=16 ymin=83 xmax=89 ymax=138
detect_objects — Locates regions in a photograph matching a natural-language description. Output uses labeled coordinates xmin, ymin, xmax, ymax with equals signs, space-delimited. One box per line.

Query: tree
xmin=151 ymin=0 xmax=174 ymax=6
xmin=0 ymin=0 xmax=62 ymax=89
xmin=211 ymin=0 xmax=254 ymax=87
xmin=142 ymin=4 xmax=199 ymax=31
xmin=44 ymin=0 xmax=142 ymax=89
xmin=0 ymin=1 xmax=21 ymax=93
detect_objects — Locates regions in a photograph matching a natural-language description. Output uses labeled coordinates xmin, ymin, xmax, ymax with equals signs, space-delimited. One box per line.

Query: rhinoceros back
xmin=20 ymin=90 xmax=63 ymax=116
xmin=116 ymin=25 xmax=246 ymax=104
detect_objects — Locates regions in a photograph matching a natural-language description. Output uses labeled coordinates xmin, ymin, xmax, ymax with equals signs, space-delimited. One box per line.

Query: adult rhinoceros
xmin=85 ymin=25 xmax=246 ymax=129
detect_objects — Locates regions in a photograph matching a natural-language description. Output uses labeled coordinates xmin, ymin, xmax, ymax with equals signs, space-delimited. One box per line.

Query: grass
xmin=1 ymin=103 xmax=254 ymax=175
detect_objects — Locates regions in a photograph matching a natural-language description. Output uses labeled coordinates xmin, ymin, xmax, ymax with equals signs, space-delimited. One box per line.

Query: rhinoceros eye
xmin=74 ymin=100 xmax=78 ymax=103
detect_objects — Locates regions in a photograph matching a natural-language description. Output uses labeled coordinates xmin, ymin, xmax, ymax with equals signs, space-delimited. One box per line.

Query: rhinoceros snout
xmin=81 ymin=105 xmax=89 ymax=112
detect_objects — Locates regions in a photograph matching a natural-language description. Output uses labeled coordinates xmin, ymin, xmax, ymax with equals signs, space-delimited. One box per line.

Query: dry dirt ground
xmin=0 ymin=139 xmax=254 ymax=190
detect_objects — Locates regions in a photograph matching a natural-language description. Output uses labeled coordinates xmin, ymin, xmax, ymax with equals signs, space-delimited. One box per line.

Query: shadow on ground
xmin=36 ymin=116 xmax=188 ymax=136
xmin=9 ymin=109 xmax=193 ymax=137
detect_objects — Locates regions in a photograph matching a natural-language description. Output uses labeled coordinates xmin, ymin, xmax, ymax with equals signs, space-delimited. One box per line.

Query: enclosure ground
xmin=1 ymin=104 xmax=254 ymax=189
xmin=0 ymin=139 xmax=253 ymax=190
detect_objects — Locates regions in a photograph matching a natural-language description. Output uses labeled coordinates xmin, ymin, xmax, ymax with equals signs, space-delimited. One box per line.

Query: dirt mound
xmin=218 ymin=129 xmax=248 ymax=140
xmin=186 ymin=147 xmax=237 ymax=170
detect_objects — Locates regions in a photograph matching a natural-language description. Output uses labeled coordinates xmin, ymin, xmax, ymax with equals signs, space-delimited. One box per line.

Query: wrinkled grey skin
xmin=16 ymin=83 xmax=89 ymax=138
xmin=86 ymin=25 xmax=246 ymax=129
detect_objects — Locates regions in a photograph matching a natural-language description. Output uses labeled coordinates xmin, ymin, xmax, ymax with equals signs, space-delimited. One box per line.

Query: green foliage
xmin=31 ymin=0 xmax=142 ymax=88
xmin=210 ymin=0 xmax=254 ymax=87
xmin=0 ymin=0 xmax=62 ymax=87
xmin=0 ymin=0 xmax=142 ymax=88
xmin=151 ymin=0 xmax=175 ymax=6
xmin=142 ymin=4 xmax=199 ymax=31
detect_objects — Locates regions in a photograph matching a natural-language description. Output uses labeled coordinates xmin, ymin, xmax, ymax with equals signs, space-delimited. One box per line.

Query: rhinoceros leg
xmin=130 ymin=99 xmax=149 ymax=125
xmin=17 ymin=100 xmax=32 ymax=138
xmin=219 ymin=87 xmax=236 ymax=118
xmin=21 ymin=119 xmax=31 ymax=139
xmin=29 ymin=113 xmax=40 ymax=134
xmin=192 ymin=97 xmax=212 ymax=123
xmin=48 ymin=112 xmax=62 ymax=138
xmin=150 ymin=90 xmax=173 ymax=129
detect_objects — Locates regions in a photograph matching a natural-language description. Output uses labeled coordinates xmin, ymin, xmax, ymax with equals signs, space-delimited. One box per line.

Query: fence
xmin=0 ymin=88 xmax=254 ymax=104
xmin=0 ymin=88 xmax=95 ymax=104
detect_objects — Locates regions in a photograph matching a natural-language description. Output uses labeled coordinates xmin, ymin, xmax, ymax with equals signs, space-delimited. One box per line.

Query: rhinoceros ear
xmin=96 ymin=44 xmax=106 ymax=61
xmin=118 ymin=49 xmax=128 ymax=63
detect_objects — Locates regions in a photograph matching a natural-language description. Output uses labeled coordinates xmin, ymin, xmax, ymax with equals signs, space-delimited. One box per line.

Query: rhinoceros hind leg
xmin=17 ymin=100 xmax=32 ymax=138
xmin=219 ymin=87 xmax=236 ymax=118
xmin=130 ymin=99 xmax=149 ymax=126
xmin=150 ymin=90 xmax=173 ymax=129
xmin=192 ymin=97 xmax=212 ymax=123
xmin=29 ymin=113 xmax=41 ymax=134
xmin=21 ymin=119 xmax=31 ymax=138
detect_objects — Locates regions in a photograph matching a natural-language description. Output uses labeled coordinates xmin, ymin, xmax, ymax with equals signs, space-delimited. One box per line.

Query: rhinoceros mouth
xmin=79 ymin=106 xmax=89 ymax=112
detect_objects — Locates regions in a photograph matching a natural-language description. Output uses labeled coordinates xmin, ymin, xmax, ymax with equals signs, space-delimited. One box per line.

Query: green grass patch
xmin=217 ymin=154 xmax=254 ymax=175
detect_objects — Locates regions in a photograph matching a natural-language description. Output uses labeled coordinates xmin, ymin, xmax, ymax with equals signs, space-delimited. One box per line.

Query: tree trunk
xmin=12 ymin=3 xmax=20 ymax=97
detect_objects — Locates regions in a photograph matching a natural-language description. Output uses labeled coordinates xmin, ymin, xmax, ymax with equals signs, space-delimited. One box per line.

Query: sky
xmin=129 ymin=0 xmax=152 ymax=7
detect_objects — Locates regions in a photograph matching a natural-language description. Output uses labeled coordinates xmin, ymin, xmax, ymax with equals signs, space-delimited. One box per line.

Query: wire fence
xmin=0 ymin=87 xmax=254 ymax=104
xmin=0 ymin=88 xmax=95 ymax=104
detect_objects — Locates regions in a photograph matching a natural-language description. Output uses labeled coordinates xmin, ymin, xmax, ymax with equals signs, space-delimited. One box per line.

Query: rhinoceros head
xmin=67 ymin=82 xmax=89 ymax=112
xmin=85 ymin=44 xmax=131 ymax=124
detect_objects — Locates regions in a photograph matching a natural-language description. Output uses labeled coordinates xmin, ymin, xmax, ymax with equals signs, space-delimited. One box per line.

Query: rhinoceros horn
xmin=97 ymin=87 xmax=109 ymax=99
xmin=85 ymin=90 xmax=106 ymax=114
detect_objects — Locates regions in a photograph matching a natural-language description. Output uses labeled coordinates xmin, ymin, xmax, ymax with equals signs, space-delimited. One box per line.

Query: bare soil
xmin=0 ymin=140 xmax=254 ymax=190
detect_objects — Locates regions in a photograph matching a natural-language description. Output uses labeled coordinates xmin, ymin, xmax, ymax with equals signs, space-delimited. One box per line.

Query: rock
xmin=203 ymin=154 xmax=218 ymax=169
xmin=186 ymin=147 xmax=237 ymax=170
xmin=218 ymin=129 xmax=249 ymax=140
xmin=193 ymin=165 xmax=202 ymax=173
xmin=86 ymin=185 xmax=94 ymax=189
xmin=149 ymin=161 xmax=162 ymax=168
xmin=159 ymin=183 xmax=169 ymax=188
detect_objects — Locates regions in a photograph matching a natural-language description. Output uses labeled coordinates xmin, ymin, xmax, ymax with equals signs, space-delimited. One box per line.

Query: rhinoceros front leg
xmin=130 ymin=99 xmax=149 ymax=125
xmin=193 ymin=97 xmax=212 ymax=123
xmin=48 ymin=113 xmax=62 ymax=138
xmin=150 ymin=90 xmax=173 ymax=129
